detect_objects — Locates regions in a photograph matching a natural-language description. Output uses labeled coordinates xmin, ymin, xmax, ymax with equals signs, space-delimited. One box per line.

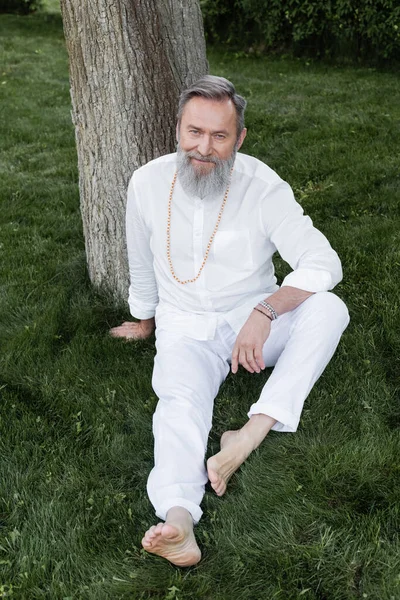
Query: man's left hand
xmin=109 ymin=318 xmax=155 ymax=340
xmin=231 ymin=310 xmax=271 ymax=374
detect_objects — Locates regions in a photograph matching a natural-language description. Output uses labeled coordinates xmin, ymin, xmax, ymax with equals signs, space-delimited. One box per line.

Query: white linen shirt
xmin=126 ymin=152 xmax=342 ymax=340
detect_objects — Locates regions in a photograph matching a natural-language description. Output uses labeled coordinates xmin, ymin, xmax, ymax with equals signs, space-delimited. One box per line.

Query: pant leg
xmin=248 ymin=292 xmax=350 ymax=432
xmin=147 ymin=328 xmax=230 ymax=524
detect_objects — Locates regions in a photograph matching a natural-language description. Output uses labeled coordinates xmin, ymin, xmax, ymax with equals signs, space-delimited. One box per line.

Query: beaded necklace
xmin=166 ymin=171 xmax=232 ymax=285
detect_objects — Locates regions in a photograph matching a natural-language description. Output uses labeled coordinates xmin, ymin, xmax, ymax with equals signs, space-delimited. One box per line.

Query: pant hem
xmin=156 ymin=498 xmax=203 ymax=525
xmin=247 ymin=403 xmax=299 ymax=433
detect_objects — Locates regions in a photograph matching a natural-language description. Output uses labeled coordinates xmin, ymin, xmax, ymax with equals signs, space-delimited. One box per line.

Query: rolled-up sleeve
xmin=264 ymin=181 xmax=343 ymax=292
xmin=126 ymin=175 xmax=159 ymax=319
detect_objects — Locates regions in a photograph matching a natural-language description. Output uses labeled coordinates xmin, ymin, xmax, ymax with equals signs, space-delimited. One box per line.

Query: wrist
xmin=257 ymin=300 xmax=278 ymax=321
xmin=141 ymin=317 xmax=155 ymax=331
xmin=253 ymin=307 xmax=272 ymax=321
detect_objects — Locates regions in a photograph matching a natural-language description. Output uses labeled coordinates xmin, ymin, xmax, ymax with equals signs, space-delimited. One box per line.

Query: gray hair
xmin=177 ymin=75 xmax=247 ymax=139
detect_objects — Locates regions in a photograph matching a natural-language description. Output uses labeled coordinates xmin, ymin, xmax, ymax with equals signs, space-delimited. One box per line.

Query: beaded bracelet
xmin=258 ymin=300 xmax=278 ymax=320
xmin=253 ymin=306 xmax=273 ymax=321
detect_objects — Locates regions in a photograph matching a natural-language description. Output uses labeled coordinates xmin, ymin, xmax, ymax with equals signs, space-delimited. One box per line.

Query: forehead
xmin=180 ymin=96 xmax=237 ymax=132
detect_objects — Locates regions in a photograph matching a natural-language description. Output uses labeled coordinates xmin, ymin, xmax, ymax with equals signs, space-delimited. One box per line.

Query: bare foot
xmin=207 ymin=415 xmax=277 ymax=496
xmin=141 ymin=507 xmax=201 ymax=567
xmin=207 ymin=430 xmax=253 ymax=496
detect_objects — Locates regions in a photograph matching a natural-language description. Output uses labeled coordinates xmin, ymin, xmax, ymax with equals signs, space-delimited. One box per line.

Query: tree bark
xmin=60 ymin=0 xmax=208 ymax=301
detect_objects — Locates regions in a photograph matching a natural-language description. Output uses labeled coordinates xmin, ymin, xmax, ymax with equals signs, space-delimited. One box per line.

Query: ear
xmin=236 ymin=128 xmax=247 ymax=151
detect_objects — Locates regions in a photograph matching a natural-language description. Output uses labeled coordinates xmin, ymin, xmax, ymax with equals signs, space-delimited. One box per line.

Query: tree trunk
xmin=60 ymin=0 xmax=208 ymax=302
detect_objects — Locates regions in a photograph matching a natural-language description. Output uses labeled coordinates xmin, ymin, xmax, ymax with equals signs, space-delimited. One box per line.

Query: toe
xmin=143 ymin=526 xmax=157 ymax=543
xmin=212 ymin=479 xmax=226 ymax=496
xmin=210 ymin=476 xmax=222 ymax=491
xmin=155 ymin=522 xmax=164 ymax=533
xmin=208 ymin=472 xmax=218 ymax=485
xmin=141 ymin=536 xmax=151 ymax=549
xmin=207 ymin=463 xmax=219 ymax=485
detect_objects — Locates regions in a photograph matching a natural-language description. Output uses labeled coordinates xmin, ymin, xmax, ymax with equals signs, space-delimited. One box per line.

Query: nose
xmin=197 ymin=134 xmax=213 ymax=157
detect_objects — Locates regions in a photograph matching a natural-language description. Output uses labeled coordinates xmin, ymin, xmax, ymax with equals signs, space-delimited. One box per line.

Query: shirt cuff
xmin=281 ymin=268 xmax=333 ymax=292
xmin=128 ymin=295 xmax=157 ymax=320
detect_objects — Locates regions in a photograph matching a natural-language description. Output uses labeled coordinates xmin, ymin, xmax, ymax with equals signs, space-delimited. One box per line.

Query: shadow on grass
xmin=0 ymin=11 xmax=64 ymax=39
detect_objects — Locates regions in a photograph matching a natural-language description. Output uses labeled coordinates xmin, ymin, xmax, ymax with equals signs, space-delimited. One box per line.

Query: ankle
xmin=234 ymin=427 xmax=258 ymax=459
xmin=240 ymin=414 xmax=277 ymax=451
xmin=166 ymin=506 xmax=193 ymax=527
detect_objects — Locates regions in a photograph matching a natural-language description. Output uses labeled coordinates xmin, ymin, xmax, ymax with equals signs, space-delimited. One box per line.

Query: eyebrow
xmin=186 ymin=124 xmax=230 ymax=135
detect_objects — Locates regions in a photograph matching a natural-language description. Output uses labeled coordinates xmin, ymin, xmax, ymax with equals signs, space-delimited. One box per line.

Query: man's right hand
xmin=109 ymin=318 xmax=155 ymax=340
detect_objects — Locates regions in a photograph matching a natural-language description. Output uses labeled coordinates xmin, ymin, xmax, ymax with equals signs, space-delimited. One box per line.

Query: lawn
xmin=0 ymin=4 xmax=399 ymax=600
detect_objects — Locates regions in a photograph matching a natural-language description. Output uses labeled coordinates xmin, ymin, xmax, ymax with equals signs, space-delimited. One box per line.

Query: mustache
xmin=185 ymin=151 xmax=220 ymax=165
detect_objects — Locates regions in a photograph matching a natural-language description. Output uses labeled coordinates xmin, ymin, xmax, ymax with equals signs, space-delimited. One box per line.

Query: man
xmin=110 ymin=76 xmax=349 ymax=567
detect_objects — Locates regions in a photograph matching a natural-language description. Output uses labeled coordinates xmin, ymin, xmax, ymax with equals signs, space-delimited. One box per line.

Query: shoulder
xmin=127 ymin=153 xmax=177 ymax=217
xmin=234 ymin=153 xmax=300 ymax=226
xmin=234 ymin=153 xmax=283 ymax=188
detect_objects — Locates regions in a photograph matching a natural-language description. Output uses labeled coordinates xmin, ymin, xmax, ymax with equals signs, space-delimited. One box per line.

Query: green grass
xmin=1 ymin=6 xmax=399 ymax=600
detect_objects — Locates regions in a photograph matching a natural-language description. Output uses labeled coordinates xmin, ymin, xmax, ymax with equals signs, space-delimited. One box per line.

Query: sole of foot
xmin=141 ymin=522 xmax=201 ymax=567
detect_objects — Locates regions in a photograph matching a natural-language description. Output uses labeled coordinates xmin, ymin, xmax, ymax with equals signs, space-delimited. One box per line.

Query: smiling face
xmin=177 ymin=96 xmax=246 ymax=171
xmin=176 ymin=96 xmax=247 ymax=198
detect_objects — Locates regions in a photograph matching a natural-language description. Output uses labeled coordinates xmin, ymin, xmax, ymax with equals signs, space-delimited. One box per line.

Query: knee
xmin=152 ymin=395 xmax=213 ymax=438
xmin=152 ymin=380 xmax=213 ymax=427
xmin=152 ymin=376 xmax=202 ymax=409
xmin=306 ymin=292 xmax=350 ymax=332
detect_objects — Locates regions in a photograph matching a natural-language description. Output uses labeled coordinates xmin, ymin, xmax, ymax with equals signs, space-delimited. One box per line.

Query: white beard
xmin=176 ymin=144 xmax=236 ymax=199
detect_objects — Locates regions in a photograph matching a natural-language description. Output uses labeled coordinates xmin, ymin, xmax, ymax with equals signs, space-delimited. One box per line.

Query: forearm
xmin=126 ymin=175 xmax=159 ymax=319
xmin=265 ymin=182 xmax=343 ymax=293
xmin=261 ymin=286 xmax=314 ymax=317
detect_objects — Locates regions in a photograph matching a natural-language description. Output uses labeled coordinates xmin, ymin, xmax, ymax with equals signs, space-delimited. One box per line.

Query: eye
xmin=214 ymin=134 xmax=226 ymax=140
xmin=189 ymin=129 xmax=200 ymax=135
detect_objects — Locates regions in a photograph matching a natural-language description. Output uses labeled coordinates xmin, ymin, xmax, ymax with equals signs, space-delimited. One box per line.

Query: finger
xmin=231 ymin=345 xmax=239 ymax=374
xmin=254 ymin=347 xmax=265 ymax=370
xmin=245 ymin=349 xmax=260 ymax=373
xmin=239 ymin=348 xmax=254 ymax=373
xmin=111 ymin=321 xmax=131 ymax=330
xmin=125 ymin=325 xmax=148 ymax=340
xmin=109 ymin=326 xmax=129 ymax=337
xmin=109 ymin=323 xmax=140 ymax=339
xmin=109 ymin=321 xmax=132 ymax=334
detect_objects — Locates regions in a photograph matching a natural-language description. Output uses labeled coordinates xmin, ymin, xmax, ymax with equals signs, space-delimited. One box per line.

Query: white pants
xmin=147 ymin=292 xmax=350 ymax=523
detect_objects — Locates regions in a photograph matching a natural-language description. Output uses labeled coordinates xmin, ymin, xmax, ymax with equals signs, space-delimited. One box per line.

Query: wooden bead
xmin=166 ymin=169 xmax=232 ymax=285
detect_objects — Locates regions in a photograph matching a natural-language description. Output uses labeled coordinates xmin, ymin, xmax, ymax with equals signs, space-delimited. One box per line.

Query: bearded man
xmin=110 ymin=75 xmax=349 ymax=567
